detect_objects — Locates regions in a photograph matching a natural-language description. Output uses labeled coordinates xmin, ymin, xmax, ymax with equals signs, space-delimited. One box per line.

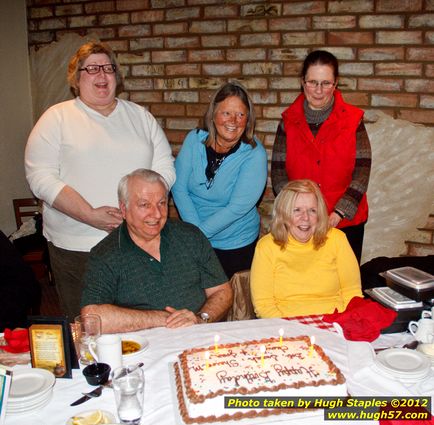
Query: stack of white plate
xmin=374 ymin=348 xmax=432 ymax=383
xmin=6 ymin=368 xmax=55 ymax=415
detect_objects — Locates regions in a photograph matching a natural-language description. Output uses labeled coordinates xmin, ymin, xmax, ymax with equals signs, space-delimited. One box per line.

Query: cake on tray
xmin=173 ymin=335 xmax=347 ymax=424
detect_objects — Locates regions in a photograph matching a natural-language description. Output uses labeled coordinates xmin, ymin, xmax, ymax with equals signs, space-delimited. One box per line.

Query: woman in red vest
xmin=271 ymin=50 xmax=371 ymax=263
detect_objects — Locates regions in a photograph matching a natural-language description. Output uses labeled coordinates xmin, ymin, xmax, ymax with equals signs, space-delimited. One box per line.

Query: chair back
xmin=226 ymin=269 xmax=256 ymax=321
xmin=13 ymin=198 xmax=41 ymax=229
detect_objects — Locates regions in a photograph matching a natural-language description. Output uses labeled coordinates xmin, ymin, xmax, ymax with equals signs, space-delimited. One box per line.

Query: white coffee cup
xmin=89 ymin=334 xmax=122 ymax=370
xmin=421 ymin=307 xmax=434 ymax=319
xmin=408 ymin=318 xmax=434 ymax=344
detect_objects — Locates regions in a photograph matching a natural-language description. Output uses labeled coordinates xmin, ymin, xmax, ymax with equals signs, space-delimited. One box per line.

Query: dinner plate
xmin=375 ymin=348 xmax=431 ymax=377
xmin=121 ymin=334 xmax=148 ymax=360
xmin=7 ymin=391 xmax=53 ymax=414
xmin=8 ymin=382 xmax=53 ymax=403
xmin=8 ymin=390 xmax=52 ymax=409
xmin=65 ymin=409 xmax=116 ymax=425
xmin=9 ymin=368 xmax=56 ymax=400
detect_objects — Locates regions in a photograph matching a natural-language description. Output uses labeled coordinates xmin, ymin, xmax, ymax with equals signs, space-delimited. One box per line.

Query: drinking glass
xmin=74 ymin=314 xmax=101 ymax=365
xmin=112 ymin=365 xmax=145 ymax=425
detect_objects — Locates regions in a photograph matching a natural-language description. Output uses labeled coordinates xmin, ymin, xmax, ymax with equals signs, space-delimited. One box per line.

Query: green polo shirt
xmin=81 ymin=220 xmax=227 ymax=312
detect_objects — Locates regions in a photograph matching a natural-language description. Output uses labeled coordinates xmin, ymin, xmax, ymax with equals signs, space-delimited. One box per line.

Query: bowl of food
xmin=121 ymin=334 xmax=148 ymax=360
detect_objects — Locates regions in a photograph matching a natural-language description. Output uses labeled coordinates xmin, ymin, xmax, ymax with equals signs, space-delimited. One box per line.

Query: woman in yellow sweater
xmin=250 ymin=179 xmax=362 ymax=318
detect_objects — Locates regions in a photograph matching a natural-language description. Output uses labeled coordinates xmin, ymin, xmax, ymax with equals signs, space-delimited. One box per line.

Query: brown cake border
xmin=179 ymin=335 xmax=345 ymax=405
xmin=174 ymin=362 xmax=309 ymax=424
xmin=174 ymin=335 xmax=346 ymax=423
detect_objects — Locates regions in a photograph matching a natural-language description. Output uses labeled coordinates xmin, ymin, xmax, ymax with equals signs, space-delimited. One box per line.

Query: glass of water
xmin=112 ymin=365 xmax=144 ymax=425
xmin=73 ymin=314 xmax=101 ymax=365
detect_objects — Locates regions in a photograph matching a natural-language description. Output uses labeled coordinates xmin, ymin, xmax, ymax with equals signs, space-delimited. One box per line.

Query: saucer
xmin=375 ymin=348 xmax=431 ymax=377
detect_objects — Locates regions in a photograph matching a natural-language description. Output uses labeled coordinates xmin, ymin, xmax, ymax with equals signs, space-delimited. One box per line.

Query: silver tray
xmin=382 ymin=267 xmax=434 ymax=291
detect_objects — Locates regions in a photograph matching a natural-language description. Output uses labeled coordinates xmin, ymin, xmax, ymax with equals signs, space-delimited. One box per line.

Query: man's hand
xmin=165 ymin=306 xmax=198 ymax=328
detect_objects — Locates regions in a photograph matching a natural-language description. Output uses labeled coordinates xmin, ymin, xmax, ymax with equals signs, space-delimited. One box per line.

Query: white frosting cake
xmin=174 ymin=335 xmax=347 ymax=423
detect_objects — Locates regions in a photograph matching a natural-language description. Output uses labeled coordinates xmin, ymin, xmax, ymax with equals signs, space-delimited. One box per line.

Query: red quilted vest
xmin=281 ymin=90 xmax=368 ymax=228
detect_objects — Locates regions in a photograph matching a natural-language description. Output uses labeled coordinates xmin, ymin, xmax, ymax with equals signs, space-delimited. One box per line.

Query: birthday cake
xmin=173 ymin=335 xmax=346 ymax=423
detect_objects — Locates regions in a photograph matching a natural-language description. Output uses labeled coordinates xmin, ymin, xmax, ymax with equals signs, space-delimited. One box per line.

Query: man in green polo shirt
xmin=80 ymin=169 xmax=232 ymax=333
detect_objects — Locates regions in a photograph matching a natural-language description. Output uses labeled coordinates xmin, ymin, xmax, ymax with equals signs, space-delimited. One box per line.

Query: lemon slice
xmin=101 ymin=414 xmax=111 ymax=424
xmin=84 ymin=351 xmax=95 ymax=362
xmin=71 ymin=410 xmax=104 ymax=425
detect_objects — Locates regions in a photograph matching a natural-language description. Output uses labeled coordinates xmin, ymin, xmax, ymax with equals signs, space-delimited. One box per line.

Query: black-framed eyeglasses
xmin=79 ymin=64 xmax=116 ymax=74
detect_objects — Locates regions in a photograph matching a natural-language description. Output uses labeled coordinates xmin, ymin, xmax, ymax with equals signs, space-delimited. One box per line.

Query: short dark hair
xmin=301 ymin=50 xmax=339 ymax=81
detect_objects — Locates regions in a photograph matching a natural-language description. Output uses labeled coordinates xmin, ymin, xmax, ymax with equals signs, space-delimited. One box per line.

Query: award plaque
xmin=27 ymin=316 xmax=78 ymax=378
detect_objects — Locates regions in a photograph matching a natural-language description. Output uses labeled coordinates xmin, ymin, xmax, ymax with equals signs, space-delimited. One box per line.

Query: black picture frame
xmin=27 ymin=315 xmax=79 ymax=379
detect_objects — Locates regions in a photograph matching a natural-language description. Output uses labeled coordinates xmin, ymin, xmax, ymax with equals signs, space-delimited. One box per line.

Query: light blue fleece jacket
xmin=172 ymin=129 xmax=268 ymax=250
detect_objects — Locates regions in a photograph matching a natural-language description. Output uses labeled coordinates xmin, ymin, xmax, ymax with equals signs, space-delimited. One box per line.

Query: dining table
xmin=3 ymin=316 xmax=433 ymax=425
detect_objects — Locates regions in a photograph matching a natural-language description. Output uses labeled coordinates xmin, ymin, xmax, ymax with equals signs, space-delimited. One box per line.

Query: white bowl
xmin=121 ymin=334 xmax=148 ymax=360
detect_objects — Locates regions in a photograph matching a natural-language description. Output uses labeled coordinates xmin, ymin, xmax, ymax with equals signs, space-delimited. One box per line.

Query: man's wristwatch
xmin=197 ymin=312 xmax=210 ymax=323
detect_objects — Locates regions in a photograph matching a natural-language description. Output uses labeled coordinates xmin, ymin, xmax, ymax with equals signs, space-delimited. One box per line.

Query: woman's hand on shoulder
xmin=89 ymin=206 xmax=123 ymax=232
xmin=328 ymin=211 xmax=342 ymax=228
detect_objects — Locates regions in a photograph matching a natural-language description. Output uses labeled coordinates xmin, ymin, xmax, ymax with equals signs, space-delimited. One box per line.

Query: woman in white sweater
xmin=25 ymin=42 xmax=175 ymax=321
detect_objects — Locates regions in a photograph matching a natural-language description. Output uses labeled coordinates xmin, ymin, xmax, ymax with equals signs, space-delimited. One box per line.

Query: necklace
xmin=204 ymin=139 xmax=241 ymax=190
xmin=205 ymin=151 xmax=227 ymax=189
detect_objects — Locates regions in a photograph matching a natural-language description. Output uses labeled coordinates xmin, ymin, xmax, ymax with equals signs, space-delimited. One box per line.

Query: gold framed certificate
xmin=28 ymin=316 xmax=78 ymax=378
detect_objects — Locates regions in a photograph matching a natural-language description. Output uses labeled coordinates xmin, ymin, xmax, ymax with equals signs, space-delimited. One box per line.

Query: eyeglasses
xmin=304 ymin=80 xmax=336 ymax=90
xmin=79 ymin=64 xmax=116 ymax=74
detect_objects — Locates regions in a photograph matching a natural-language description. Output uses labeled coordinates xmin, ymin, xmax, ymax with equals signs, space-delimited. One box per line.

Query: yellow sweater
xmin=250 ymin=228 xmax=362 ymax=318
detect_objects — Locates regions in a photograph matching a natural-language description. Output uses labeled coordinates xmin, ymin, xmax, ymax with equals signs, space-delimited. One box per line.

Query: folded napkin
xmin=322 ymin=296 xmax=397 ymax=341
xmin=0 ymin=328 xmax=30 ymax=353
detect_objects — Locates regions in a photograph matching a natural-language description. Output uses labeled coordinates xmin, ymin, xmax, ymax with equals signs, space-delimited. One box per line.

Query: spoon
xmin=374 ymin=340 xmax=419 ymax=353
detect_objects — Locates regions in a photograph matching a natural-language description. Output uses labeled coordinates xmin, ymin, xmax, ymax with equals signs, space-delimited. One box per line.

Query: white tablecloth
xmin=3 ymin=318 xmax=431 ymax=425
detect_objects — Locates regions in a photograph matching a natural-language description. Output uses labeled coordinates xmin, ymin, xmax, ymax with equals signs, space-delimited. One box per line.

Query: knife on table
xmin=70 ymin=385 xmax=103 ymax=406
xmin=70 ymin=362 xmax=144 ymax=406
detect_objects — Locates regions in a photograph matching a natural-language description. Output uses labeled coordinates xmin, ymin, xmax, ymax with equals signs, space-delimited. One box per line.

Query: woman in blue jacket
xmin=172 ymin=81 xmax=267 ymax=278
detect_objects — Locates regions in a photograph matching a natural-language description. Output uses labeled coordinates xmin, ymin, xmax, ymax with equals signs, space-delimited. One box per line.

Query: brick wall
xmin=26 ymin=0 xmax=434 ymax=227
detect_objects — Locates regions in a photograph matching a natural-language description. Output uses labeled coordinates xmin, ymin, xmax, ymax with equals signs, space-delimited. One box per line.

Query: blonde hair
xmin=270 ymin=179 xmax=329 ymax=249
xmin=67 ymin=41 xmax=123 ymax=96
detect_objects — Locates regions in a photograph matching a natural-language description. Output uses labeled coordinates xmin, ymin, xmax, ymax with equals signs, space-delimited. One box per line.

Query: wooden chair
xmin=12 ymin=197 xmax=52 ymax=283
xmin=226 ymin=269 xmax=257 ymax=321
